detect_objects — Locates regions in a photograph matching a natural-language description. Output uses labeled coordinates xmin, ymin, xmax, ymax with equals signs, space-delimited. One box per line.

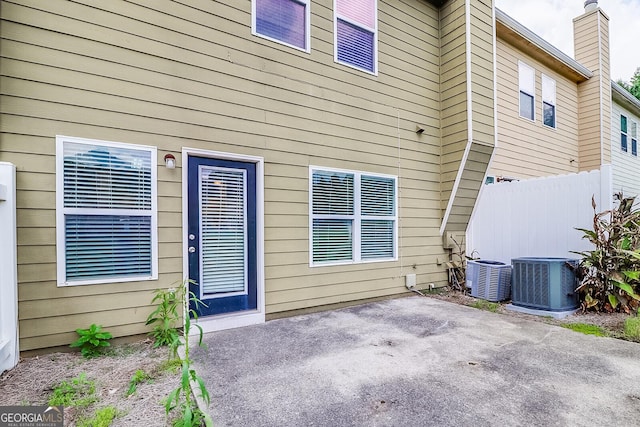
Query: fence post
xmin=600 ymin=164 xmax=613 ymax=211
xmin=0 ymin=162 xmax=19 ymax=373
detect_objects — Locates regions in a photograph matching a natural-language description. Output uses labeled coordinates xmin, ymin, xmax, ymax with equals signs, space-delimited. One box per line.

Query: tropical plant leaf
xmin=608 ymin=293 xmax=619 ymax=309
xmin=622 ymin=270 xmax=640 ymax=281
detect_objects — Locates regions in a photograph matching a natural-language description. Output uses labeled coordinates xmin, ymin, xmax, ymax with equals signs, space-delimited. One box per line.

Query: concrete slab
xmin=191 ymin=296 xmax=640 ymax=426
xmin=505 ymin=304 xmax=579 ymax=319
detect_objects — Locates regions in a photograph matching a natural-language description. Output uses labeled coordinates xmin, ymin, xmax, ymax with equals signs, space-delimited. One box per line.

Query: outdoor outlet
xmin=405 ymin=274 xmax=417 ymax=290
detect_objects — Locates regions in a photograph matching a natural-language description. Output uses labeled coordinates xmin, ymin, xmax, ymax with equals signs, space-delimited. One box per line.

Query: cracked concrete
xmin=192 ymin=296 xmax=640 ymax=426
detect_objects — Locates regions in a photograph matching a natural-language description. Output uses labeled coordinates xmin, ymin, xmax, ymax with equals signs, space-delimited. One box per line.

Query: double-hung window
xmin=631 ymin=121 xmax=638 ymax=156
xmin=56 ymin=136 xmax=158 ymax=286
xmin=310 ymin=167 xmax=396 ymax=265
xmin=542 ymin=74 xmax=556 ymax=128
xmin=334 ymin=0 xmax=378 ymax=74
xmin=621 ymin=115 xmax=628 ymax=152
xmin=252 ymin=0 xmax=310 ymax=52
xmin=518 ymin=61 xmax=535 ymax=121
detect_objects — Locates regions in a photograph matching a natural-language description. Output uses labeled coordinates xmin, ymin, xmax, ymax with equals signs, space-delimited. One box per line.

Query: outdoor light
xmin=164 ymin=153 xmax=176 ymax=169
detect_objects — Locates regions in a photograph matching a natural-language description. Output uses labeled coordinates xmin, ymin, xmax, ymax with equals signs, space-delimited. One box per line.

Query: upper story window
xmin=252 ymin=0 xmax=311 ymax=52
xmin=310 ymin=167 xmax=396 ymax=266
xmin=542 ymin=74 xmax=556 ymax=128
xmin=518 ymin=61 xmax=535 ymax=121
xmin=334 ymin=0 xmax=378 ymax=74
xmin=56 ymin=136 xmax=158 ymax=286
xmin=621 ymin=114 xmax=628 ymax=152
xmin=632 ymin=121 xmax=638 ymax=156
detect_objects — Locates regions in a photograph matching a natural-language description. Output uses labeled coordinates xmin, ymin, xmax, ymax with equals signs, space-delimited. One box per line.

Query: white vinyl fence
xmin=0 ymin=162 xmax=19 ymax=373
xmin=466 ymin=165 xmax=613 ymax=265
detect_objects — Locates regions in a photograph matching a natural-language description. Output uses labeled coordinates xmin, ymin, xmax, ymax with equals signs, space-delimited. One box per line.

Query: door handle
xmin=188 ymin=246 xmax=196 ymax=253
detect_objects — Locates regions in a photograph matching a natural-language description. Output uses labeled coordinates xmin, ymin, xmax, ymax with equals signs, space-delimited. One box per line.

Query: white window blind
xmin=519 ymin=61 xmax=535 ymax=120
xmin=311 ymin=168 xmax=396 ymax=265
xmin=57 ymin=137 xmax=157 ymax=286
xmin=199 ymin=166 xmax=247 ymax=295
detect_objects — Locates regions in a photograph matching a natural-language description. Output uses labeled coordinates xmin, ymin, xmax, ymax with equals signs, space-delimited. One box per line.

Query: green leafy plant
xmin=49 ymin=373 xmax=97 ymax=408
xmin=574 ymin=195 xmax=640 ymax=313
xmin=470 ymin=300 xmax=500 ymax=313
xmin=126 ymin=369 xmax=151 ymax=396
xmin=70 ymin=324 xmax=113 ymax=358
xmin=162 ymin=280 xmax=213 ymax=427
xmin=77 ymin=406 xmax=118 ymax=427
xmin=561 ymin=323 xmax=606 ymax=337
xmin=146 ymin=288 xmax=181 ymax=348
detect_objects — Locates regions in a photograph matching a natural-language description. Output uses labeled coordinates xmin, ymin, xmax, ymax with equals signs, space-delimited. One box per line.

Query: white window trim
xmin=251 ymin=0 xmax=311 ymax=53
xmin=333 ymin=0 xmax=379 ymax=75
xmin=55 ymin=135 xmax=158 ymax=287
xmin=541 ymin=73 xmax=556 ymax=129
xmin=309 ymin=166 xmax=397 ymax=267
xmin=518 ymin=61 xmax=535 ymax=122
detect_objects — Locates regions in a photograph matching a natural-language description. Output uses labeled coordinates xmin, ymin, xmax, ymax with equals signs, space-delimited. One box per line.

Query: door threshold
xmin=190 ymin=310 xmax=265 ymax=335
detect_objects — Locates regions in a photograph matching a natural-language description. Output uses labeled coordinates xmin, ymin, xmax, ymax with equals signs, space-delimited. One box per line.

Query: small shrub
xmin=49 ymin=373 xmax=97 ymax=408
xmin=624 ymin=316 xmax=640 ymax=341
xmin=561 ymin=323 xmax=606 ymax=337
xmin=70 ymin=324 xmax=113 ymax=358
xmin=77 ymin=406 xmax=118 ymax=427
xmin=126 ymin=369 xmax=151 ymax=396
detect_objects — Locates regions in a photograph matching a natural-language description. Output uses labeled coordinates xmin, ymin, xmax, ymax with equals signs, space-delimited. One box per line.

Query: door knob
xmin=188 ymin=246 xmax=196 ymax=253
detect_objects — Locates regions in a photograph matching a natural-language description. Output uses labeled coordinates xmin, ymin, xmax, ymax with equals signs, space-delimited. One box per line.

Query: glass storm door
xmin=187 ymin=156 xmax=257 ymax=317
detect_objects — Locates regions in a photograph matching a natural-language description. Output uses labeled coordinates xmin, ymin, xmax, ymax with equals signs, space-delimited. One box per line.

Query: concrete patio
xmin=192 ymin=296 xmax=640 ymax=426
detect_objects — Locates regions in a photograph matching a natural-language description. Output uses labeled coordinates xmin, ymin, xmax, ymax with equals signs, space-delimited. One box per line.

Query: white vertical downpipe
xmin=0 ymin=162 xmax=19 ymax=373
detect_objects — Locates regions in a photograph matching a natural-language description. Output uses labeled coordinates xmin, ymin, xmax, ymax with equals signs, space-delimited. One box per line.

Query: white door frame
xmin=182 ymin=148 xmax=265 ymax=333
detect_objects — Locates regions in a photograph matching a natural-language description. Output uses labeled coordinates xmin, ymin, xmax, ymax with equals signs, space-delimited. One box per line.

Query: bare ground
xmin=0 ymin=339 xmax=180 ymax=426
xmin=0 ymin=292 xmax=635 ymax=427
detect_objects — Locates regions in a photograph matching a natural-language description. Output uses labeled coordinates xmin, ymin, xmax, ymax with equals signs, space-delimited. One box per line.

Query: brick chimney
xmin=573 ymin=0 xmax=612 ymax=171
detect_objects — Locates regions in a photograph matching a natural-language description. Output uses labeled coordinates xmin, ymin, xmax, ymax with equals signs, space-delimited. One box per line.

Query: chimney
xmin=573 ymin=1 xmax=612 ymax=171
xmin=584 ymin=0 xmax=598 ymax=13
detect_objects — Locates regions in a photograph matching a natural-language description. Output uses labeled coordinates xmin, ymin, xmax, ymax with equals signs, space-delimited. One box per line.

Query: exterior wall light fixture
xmin=164 ymin=153 xmax=176 ymax=169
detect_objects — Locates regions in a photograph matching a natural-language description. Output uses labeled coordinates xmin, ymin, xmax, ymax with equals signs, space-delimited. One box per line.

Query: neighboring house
xmin=611 ymin=82 xmax=640 ymax=199
xmin=490 ymin=0 xmax=640 ymax=201
xmin=489 ymin=2 xmax=612 ymax=181
xmin=0 ymin=0 xmax=497 ymax=352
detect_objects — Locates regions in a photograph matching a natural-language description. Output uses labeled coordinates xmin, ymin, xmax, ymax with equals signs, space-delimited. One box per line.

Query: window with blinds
xmin=199 ymin=166 xmax=248 ymax=296
xmin=253 ymin=0 xmax=310 ymax=52
xmin=310 ymin=167 xmax=396 ymax=265
xmin=56 ymin=136 xmax=157 ymax=286
xmin=334 ymin=0 xmax=378 ymax=74
xmin=542 ymin=74 xmax=556 ymax=128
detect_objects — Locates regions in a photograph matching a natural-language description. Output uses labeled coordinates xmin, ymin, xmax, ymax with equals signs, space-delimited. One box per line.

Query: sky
xmin=495 ymin=0 xmax=640 ymax=82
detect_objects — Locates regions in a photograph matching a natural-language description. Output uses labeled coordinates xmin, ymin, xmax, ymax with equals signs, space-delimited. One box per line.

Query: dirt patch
xmin=0 ymin=340 xmax=180 ymax=426
xmin=427 ymin=289 xmax=631 ymax=338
